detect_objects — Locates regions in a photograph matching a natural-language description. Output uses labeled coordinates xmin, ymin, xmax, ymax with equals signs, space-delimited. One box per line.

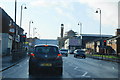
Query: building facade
xmin=0 ymin=7 xmax=25 ymax=55
xmin=64 ymin=37 xmax=82 ymax=50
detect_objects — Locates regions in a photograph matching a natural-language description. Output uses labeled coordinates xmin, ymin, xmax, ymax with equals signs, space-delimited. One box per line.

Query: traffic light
xmin=20 ymin=35 xmax=26 ymax=42
xmin=103 ymin=40 xmax=107 ymax=46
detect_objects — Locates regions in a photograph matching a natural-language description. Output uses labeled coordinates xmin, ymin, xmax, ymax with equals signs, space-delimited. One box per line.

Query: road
xmin=1 ymin=54 xmax=119 ymax=79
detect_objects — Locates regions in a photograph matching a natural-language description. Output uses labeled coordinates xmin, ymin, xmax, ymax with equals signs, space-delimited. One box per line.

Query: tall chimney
xmin=116 ymin=2 xmax=120 ymax=36
xmin=116 ymin=28 xmax=120 ymax=36
xmin=61 ymin=24 xmax=64 ymax=38
xmin=118 ymin=1 xmax=120 ymax=29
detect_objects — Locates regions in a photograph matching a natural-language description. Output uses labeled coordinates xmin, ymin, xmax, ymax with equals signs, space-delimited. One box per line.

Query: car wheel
xmin=66 ymin=54 xmax=68 ymax=57
xmin=29 ymin=66 xmax=34 ymax=75
xmin=74 ymin=55 xmax=76 ymax=58
xmin=84 ymin=56 xmax=86 ymax=59
xmin=29 ymin=63 xmax=35 ymax=75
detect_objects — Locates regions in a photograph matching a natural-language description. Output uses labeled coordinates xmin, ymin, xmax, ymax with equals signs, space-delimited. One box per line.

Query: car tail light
xmin=56 ymin=54 xmax=62 ymax=60
xmin=30 ymin=53 xmax=35 ymax=57
xmin=58 ymin=54 xmax=62 ymax=56
xmin=44 ymin=45 xmax=48 ymax=47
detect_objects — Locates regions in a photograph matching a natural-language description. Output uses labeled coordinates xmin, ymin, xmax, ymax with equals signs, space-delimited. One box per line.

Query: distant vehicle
xmin=59 ymin=49 xmax=68 ymax=57
xmin=68 ymin=50 xmax=74 ymax=54
xmin=29 ymin=44 xmax=63 ymax=75
xmin=74 ymin=49 xmax=86 ymax=58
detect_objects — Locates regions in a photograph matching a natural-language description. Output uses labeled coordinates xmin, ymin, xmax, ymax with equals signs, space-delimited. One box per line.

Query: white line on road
xmin=112 ymin=67 xmax=115 ymax=69
xmin=82 ymin=72 xmax=88 ymax=76
xmin=74 ymin=67 xmax=78 ymax=70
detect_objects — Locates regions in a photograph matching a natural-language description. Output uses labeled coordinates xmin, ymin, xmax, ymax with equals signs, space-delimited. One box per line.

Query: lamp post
xmin=78 ymin=22 xmax=82 ymax=35
xmin=20 ymin=4 xmax=27 ymax=28
xmin=95 ymin=8 xmax=103 ymax=59
xmin=29 ymin=21 xmax=33 ymax=38
xmin=33 ymin=28 xmax=37 ymax=38
xmin=78 ymin=22 xmax=82 ymax=49
xmin=95 ymin=8 xmax=102 ymax=40
xmin=13 ymin=0 xmax=17 ymax=51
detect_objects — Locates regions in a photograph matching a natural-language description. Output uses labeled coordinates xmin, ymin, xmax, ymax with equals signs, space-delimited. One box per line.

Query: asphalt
xmin=1 ymin=54 xmax=119 ymax=79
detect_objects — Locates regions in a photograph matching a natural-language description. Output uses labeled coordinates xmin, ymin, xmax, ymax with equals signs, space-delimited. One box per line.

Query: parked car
xmin=74 ymin=49 xmax=86 ymax=58
xmin=59 ymin=49 xmax=68 ymax=57
xmin=29 ymin=44 xmax=63 ymax=75
xmin=68 ymin=50 xmax=74 ymax=54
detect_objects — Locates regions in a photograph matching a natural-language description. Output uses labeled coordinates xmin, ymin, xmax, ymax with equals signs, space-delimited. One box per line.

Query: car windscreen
xmin=35 ymin=46 xmax=59 ymax=54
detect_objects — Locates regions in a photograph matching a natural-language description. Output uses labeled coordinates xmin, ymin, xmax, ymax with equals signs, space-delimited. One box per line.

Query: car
xmin=74 ymin=49 xmax=86 ymax=58
xmin=59 ymin=49 xmax=68 ymax=57
xmin=29 ymin=44 xmax=63 ymax=75
xmin=68 ymin=50 xmax=74 ymax=54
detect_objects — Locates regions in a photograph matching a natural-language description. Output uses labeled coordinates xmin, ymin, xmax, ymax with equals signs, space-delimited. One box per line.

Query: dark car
xmin=29 ymin=44 xmax=63 ymax=75
xmin=59 ymin=49 xmax=68 ymax=57
xmin=74 ymin=49 xmax=86 ymax=58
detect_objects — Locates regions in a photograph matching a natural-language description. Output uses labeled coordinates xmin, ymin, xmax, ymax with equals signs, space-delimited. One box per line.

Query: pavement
xmin=0 ymin=53 xmax=27 ymax=72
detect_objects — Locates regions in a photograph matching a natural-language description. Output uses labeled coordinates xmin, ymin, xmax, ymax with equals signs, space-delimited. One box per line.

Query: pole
xmin=20 ymin=5 xmax=22 ymax=27
xmin=33 ymin=28 xmax=34 ymax=38
xmin=29 ymin=21 xmax=33 ymax=38
xmin=13 ymin=0 xmax=17 ymax=50
xmin=80 ymin=23 xmax=82 ymax=35
xmin=29 ymin=21 xmax=30 ymax=38
xmin=78 ymin=22 xmax=82 ymax=35
xmin=99 ymin=9 xmax=102 ymax=40
xmin=15 ymin=0 xmax=17 ymax=23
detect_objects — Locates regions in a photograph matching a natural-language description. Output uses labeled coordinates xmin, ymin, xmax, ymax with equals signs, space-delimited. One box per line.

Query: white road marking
xmin=82 ymin=72 xmax=88 ymax=76
xmin=112 ymin=67 xmax=115 ymax=69
xmin=74 ymin=67 xmax=78 ymax=70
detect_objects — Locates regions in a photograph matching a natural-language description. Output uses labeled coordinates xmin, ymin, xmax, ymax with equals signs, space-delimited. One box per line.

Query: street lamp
xmin=95 ymin=8 xmax=103 ymax=59
xmin=20 ymin=4 xmax=27 ymax=28
xmin=33 ymin=28 xmax=37 ymax=38
xmin=95 ymin=8 xmax=102 ymax=40
xmin=78 ymin=22 xmax=82 ymax=49
xmin=78 ymin=22 xmax=82 ymax=35
xmin=29 ymin=21 xmax=33 ymax=38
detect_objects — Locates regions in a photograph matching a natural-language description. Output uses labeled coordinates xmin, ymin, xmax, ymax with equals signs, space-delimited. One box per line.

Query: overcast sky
xmin=0 ymin=0 xmax=119 ymax=39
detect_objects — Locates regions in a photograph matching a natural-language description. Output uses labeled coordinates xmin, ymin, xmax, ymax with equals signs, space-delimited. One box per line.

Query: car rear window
xmin=60 ymin=49 xmax=68 ymax=52
xmin=35 ymin=46 xmax=59 ymax=54
xmin=77 ymin=50 xmax=85 ymax=53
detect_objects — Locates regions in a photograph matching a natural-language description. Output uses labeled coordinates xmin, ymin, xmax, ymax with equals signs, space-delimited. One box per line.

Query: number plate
xmin=41 ymin=63 xmax=52 ymax=66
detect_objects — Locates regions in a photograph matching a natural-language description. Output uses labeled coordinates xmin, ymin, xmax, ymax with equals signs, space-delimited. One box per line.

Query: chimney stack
xmin=117 ymin=2 xmax=120 ymax=36
xmin=61 ymin=24 xmax=64 ymax=38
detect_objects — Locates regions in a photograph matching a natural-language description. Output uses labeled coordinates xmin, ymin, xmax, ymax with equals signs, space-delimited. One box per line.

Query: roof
xmin=80 ymin=34 xmax=112 ymax=37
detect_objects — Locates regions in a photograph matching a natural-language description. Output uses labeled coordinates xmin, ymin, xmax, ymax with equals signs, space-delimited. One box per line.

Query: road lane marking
xmin=112 ymin=67 xmax=115 ymax=69
xmin=82 ymin=72 xmax=88 ymax=76
xmin=74 ymin=67 xmax=78 ymax=70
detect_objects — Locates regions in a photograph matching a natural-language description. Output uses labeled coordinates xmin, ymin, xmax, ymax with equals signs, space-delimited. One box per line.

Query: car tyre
xmin=56 ymin=67 xmax=63 ymax=76
xmin=29 ymin=63 xmax=35 ymax=75
xmin=66 ymin=54 xmax=68 ymax=57
xmin=74 ymin=55 xmax=75 ymax=57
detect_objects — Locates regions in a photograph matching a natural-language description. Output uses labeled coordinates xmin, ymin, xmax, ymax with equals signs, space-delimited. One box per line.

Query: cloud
xmin=30 ymin=0 xmax=74 ymax=10
xmin=78 ymin=0 xmax=119 ymax=27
